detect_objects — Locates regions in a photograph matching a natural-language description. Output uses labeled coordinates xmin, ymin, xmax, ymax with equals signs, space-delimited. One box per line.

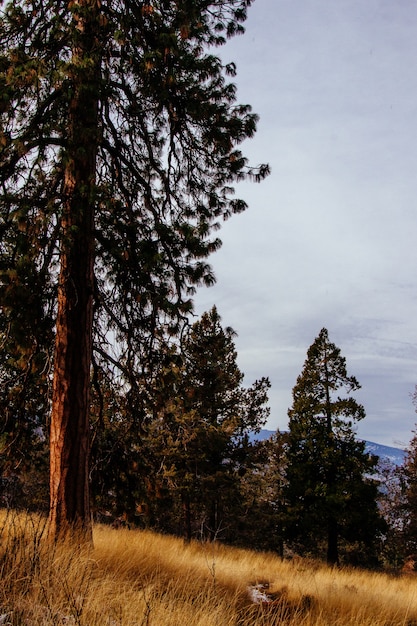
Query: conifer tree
xmin=283 ymin=328 xmax=383 ymax=565
xmin=0 ymin=0 xmax=268 ymax=537
xmin=237 ymin=432 xmax=287 ymax=552
xmin=150 ymin=307 xmax=270 ymax=541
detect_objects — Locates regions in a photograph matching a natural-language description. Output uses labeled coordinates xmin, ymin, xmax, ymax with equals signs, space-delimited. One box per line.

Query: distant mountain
xmin=364 ymin=440 xmax=406 ymax=467
xmin=251 ymin=429 xmax=406 ymax=466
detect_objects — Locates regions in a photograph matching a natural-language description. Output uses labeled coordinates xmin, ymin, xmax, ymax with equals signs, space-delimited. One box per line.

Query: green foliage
xmin=144 ymin=307 xmax=270 ymax=541
xmin=283 ymin=328 xmax=384 ymax=566
xmin=0 ymin=1 xmax=268 ymax=487
xmin=235 ymin=432 xmax=287 ymax=552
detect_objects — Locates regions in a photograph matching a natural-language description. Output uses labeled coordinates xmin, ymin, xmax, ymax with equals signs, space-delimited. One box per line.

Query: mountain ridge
xmin=252 ymin=429 xmax=406 ymax=466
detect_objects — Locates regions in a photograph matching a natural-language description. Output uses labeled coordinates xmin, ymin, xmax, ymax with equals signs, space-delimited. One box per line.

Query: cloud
xmin=194 ymin=0 xmax=417 ymax=448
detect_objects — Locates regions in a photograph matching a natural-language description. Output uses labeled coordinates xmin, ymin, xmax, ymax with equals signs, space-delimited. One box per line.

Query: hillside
xmin=252 ymin=429 xmax=406 ymax=466
xmin=2 ymin=510 xmax=417 ymax=626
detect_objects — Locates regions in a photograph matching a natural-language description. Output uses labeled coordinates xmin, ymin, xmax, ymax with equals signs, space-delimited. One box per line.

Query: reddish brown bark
xmin=49 ymin=2 xmax=100 ymax=540
xmin=49 ymin=190 xmax=95 ymax=539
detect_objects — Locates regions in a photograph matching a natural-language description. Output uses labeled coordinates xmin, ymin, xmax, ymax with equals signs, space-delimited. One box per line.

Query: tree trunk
xmin=324 ymin=352 xmax=339 ymax=565
xmin=182 ymin=494 xmax=192 ymax=543
xmin=49 ymin=2 xmax=100 ymax=540
xmin=327 ymin=516 xmax=339 ymax=565
xmin=208 ymin=498 xmax=218 ymax=541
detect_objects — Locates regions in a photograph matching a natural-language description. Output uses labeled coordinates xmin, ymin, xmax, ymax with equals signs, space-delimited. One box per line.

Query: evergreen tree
xmin=150 ymin=307 xmax=270 ymax=541
xmin=237 ymin=432 xmax=287 ymax=552
xmin=88 ymin=375 xmax=150 ymax=527
xmin=0 ymin=1 xmax=268 ymax=537
xmin=283 ymin=328 xmax=383 ymax=565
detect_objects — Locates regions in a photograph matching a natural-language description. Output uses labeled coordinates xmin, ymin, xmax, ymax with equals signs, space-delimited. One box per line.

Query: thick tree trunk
xmin=49 ymin=2 xmax=100 ymax=540
xmin=50 ymin=224 xmax=94 ymax=538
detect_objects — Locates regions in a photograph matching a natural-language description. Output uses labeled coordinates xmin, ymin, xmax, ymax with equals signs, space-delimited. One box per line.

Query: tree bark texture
xmin=49 ymin=1 xmax=100 ymax=539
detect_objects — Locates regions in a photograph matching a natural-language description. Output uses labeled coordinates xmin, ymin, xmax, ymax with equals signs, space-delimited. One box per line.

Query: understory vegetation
xmin=1 ymin=510 xmax=417 ymax=626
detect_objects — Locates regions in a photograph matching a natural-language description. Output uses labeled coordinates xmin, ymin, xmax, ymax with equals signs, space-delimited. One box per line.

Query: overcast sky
xmin=194 ymin=0 xmax=417 ymax=448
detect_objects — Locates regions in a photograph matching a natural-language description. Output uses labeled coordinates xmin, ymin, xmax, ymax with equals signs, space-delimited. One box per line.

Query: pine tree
xmin=237 ymin=432 xmax=287 ymax=552
xmin=0 ymin=1 xmax=268 ymax=537
xmin=283 ymin=328 xmax=383 ymax=565
xmin=150 ymin=307 xmax=270 ymax=541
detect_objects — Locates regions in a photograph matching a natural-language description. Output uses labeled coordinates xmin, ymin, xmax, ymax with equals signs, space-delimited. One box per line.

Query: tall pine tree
xmin=149 ymin=307 xmax=270 ymax=541
xmin=283 ymin=328 xmax=383 ymax=565
xmin=0 ymin=0 xmax=268 ymax=537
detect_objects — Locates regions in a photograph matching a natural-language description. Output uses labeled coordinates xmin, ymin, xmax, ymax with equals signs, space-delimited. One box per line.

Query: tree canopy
xmin=148 ymin=306 xmax=270 ymax=540
xmin=0 ymin=0 xmax=269 ymax=536
xmin=283 ymin=328 xmax=384 ymax=565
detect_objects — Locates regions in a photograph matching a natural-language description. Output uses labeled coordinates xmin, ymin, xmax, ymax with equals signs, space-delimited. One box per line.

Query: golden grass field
xmin=1 ymin=509 xmax=417 ymax=625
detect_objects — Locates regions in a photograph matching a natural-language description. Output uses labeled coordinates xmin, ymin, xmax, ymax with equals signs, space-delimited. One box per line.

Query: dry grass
xmin=1 ymin=509 xmax=417 ymax=625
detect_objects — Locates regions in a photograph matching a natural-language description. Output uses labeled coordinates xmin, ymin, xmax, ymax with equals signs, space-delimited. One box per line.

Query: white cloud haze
xmin=194 ymin=0 xmax=417 ymax=447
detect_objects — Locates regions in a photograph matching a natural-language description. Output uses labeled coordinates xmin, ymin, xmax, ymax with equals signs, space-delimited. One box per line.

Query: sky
xmin=194 ymin=0 xmax=417 ymax=448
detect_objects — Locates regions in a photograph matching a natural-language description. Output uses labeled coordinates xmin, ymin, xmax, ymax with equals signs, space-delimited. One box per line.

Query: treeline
xmin=2 ymin=312 xmax=417 ymax=569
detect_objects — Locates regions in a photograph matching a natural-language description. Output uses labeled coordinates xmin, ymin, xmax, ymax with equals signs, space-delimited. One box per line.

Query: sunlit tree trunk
xmin=49 ymin=1 xmax=100 ymax=539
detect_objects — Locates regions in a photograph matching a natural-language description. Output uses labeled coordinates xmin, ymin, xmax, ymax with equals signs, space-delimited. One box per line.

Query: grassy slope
xmin=1 ymin=510 xmax=417 ymax=625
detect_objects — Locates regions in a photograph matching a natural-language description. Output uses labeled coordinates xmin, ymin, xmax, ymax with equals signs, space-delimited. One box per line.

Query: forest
xmin=2 ymin=308 xmax=417 ymax=569
xmin=1 ymin=0 xmax=417 ymax=579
